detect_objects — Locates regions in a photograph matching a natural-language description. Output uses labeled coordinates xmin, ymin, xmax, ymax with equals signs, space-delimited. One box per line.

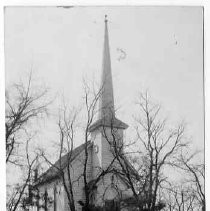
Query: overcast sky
xmin=5 ymin=6 xmax=204 ymax=155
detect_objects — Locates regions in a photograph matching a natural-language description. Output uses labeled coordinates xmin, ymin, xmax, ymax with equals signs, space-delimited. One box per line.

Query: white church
xmin=31 ymin=16 xmax=135 ymax=211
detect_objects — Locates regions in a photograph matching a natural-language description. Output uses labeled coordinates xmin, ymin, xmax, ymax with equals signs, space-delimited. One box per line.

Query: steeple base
xmin=89 ymin=117 xmax=128 ymax=132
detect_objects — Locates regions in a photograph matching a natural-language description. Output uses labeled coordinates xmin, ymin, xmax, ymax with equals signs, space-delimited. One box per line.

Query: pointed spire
xmin=88 ymin=16 xmax=128 ymax=132
xmin=99 ymin=15 xmax=115 ymax=120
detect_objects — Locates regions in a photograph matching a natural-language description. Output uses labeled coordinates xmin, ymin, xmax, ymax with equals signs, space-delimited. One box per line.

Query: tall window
xmin=54 ymin=186 xmax=57 ymax=211
xmin=36 ymin=189 xmax=40 ymax=211
xmin=44 ymin=189 xmax=48 ymax=211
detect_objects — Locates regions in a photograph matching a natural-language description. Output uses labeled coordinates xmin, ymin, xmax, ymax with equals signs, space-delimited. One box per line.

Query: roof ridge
xmin=35 ymin=141 xmax=93 ymax=186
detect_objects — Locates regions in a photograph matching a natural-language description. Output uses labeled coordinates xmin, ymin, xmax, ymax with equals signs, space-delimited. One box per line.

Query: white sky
xmin=4 ymin=6 xmax=204 ymax=154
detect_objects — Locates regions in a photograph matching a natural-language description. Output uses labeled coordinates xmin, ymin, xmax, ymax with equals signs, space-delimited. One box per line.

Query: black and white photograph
xmin=4 ymin=6 xmax=205 ymax=211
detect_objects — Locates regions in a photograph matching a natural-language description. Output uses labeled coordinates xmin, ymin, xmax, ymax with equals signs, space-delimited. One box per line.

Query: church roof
xmin=35 ymin=141 xmax=92 ymax=186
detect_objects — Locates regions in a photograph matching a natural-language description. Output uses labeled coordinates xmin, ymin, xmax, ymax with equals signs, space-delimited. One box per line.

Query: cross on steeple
xmin=105 ymin=14 xmax=108 ymax=22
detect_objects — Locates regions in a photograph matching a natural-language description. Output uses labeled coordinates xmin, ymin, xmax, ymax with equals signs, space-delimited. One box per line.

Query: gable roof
xmin=35 ymin=141 xmax=92 ymax=186
xmin=34 ymin=141 xmax=138 ymax=189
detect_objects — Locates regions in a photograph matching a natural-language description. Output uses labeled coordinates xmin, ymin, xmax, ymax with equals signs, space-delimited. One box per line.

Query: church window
xmin=54 ymin=185 xmax=57 ymax=211
xmin=44 ymin=189 xmax=48 ymax=211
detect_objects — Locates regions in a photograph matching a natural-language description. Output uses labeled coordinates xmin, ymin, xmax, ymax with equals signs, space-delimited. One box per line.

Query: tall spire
xmin=99 ymin=15 xmax=115 ymax=120
xmin=89 ymin=16 xmax=128 ymax=132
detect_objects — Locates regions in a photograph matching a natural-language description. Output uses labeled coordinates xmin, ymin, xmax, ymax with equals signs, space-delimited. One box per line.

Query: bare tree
xmin=6 ymin=72 xmax=49 ymax=164
xmin=178 ymin=153 xmax=205 ymax=210
xmin=6 ymin=72 xmax=51 ymax=211
xmin=6 ymin=137 xmax=38 ymax=211
xmin=133 ymin=92 xmax=187 ymax=210
xmin=31 ymin=88 xmax=201 ymax=211
xmin=108 ymin=92 xmax=204 ymax=211
xmin=36 ymin=81 xmax=107 ymax=210
xmin=39 ymin=104 xmax=78 ymax=211
xmin=82 ymin=79 xmax=103 ymax=210
xmin=162 ymin=151 xmax=205 ymax=211
xmin=162 ymin=182 xmax=200 ymax=211
xmin=105 ymin=92 xmax=188 ymax=211
xmin=37 ymin=80 xmax=126 ymax=211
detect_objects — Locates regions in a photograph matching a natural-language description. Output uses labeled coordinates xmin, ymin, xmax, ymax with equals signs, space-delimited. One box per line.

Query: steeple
xmin=89 ymin=16 xmax=128 ymax=132
xmin=99 ymin=15 xmax=115 ymax=120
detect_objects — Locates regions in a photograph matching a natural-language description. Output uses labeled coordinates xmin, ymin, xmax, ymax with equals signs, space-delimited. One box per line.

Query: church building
xmin=32 ymin=16 xmax=133 ymax=211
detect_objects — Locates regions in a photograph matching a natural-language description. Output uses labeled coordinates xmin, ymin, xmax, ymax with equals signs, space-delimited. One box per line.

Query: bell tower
xmin=89 ymin=16 xmax=128 ymax=169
